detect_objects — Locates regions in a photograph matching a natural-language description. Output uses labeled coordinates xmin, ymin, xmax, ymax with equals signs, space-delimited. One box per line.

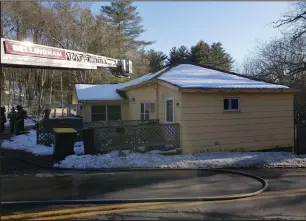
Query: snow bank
xmin=1 ymin=130 xmax=53 ymax=156
xmin=54 ymin=151 xmax=306 ymax=169
xmin=1 ymin=130 xmax=84 ymax=156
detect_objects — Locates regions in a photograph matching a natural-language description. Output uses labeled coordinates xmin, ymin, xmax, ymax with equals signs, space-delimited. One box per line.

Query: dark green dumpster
xmin=53 ymin=128 xmax=77 ymax=162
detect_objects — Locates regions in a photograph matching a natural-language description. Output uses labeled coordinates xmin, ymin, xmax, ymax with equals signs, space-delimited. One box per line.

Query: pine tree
xmin=190 ymin=40 xmax=234 ymax=71
xmin=189 ymin=40 xmax=210 ymax=64
xmin=100 ymin=1 xmax=153 ymax=56
xmin=167 ymin=46 xmax=190 ymax=66
xmin=210 ymin=42 xmax=234 ymax=71
xmin=146 ymin=49 xmax=167 ymax=73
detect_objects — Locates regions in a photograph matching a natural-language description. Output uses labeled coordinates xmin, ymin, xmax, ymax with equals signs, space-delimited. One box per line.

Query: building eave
xmin=117 ymin=79 xmax=158 ymax=92
xmin=179 ymin=87 xmax=299 ymax=93
xmin=78 ymin=99 xmax=129 ymax=103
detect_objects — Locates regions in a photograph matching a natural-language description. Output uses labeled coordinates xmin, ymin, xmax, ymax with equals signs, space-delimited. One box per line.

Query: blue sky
xmin=90 ymin=1 xmax=291 ymax=68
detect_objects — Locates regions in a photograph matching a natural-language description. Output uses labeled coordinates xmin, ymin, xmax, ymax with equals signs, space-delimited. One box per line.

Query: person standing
xmin=0 ymin=106 xmax=7 ymax=134
xmin=16 ymin=105 xmax=28 ymax=134
xmin=8 ymin=107 xmax=16 ymax=135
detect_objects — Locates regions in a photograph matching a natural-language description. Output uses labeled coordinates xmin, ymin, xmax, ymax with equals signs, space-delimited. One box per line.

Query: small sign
xmin=4 ymin=40 xmax=66 ymax=60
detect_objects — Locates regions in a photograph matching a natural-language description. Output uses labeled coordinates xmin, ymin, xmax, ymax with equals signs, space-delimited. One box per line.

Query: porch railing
xmin=36 ymin=119 xmax=159 ymax=146
xmin=93 ymin=123 xmax=180 ymax=153
xmin=83 ymin=119 xmax=159 ymax=128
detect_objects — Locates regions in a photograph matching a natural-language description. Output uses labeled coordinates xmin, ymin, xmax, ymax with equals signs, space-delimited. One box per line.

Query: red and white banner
xmin=4 ymin=40 xmax=66 ymax=60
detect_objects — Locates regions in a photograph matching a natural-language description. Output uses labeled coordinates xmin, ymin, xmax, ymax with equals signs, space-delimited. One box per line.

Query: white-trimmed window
xmin=91 ymin=105 xmax=121 ymax=121
xmin=141 ymin=103 xmax=150 ymax=120
xmin=223 ymin=98 xmax=240 ymax=112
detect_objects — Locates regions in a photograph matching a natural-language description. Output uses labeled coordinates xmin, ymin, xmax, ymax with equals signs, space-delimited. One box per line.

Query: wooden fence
xmin=93 ymin=123 xmax=180 ymax=153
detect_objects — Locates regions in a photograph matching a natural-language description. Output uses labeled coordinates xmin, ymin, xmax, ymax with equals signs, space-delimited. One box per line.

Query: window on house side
xmin=91 ymin=105 xmax=121 ymax=121
xmin=223 ymin=98 xmax=240 ymax=111
xmin=141 ymin=103 xmax=150 ymax=120
xmin=107 ymin=105 xmax=121 ymax=120
xmin=91 ymin=105 xmax=106 ymax=121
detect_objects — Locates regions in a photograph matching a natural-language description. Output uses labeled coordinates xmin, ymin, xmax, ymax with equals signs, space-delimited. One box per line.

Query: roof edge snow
xmin=179 ymin=87 xmax=299 ymax=93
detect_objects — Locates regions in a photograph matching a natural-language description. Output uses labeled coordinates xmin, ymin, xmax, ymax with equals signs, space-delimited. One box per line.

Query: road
xmin=1 ymin=168 xmax=306 ymax=220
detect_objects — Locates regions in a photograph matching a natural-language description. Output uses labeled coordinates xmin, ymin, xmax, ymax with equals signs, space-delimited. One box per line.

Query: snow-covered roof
xmin=75 ymin=84 xmax=124 ymax=101
xmin=75 ymin=64 xmax=289 ymax=101
xmin=75 ymin=68 xmax=167 ymax=101
xmin=157 ymin=64 xmax=288 ymax=89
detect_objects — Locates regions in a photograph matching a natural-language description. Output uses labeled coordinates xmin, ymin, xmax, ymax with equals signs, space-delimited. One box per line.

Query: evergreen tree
xmin=189 ymin=40 xmax=210 ymax=64
xmin=167 ymin=46 xmax=190 ymax=66
xmin=100 ymin=1 xmax=153 ymax=56
xmin=146 ymin=49 xmax=167 ymax=73
xmin=190 ymin=40 xmax=234 ymax=71
xmin=210 ymin=42 xmax=234 ymax=71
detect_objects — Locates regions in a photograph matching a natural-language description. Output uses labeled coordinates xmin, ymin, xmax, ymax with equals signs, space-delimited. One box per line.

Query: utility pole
xmin=51 ymin=37 xmax=65 ymax=115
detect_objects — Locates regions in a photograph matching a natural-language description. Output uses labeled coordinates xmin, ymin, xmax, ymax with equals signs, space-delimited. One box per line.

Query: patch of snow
xmin=4 ymin=117 xmax=38 ymax=127
xmin=54 ymin=151 xmax=306 ymax=169
xmin=1 ymin=130 xmax=53 ymax=156
xmin=1 ymin=130 xmax=84 ymax=156
xmin=158 ymin=64 xmax=288 ymax=89
xmin=137 ymin=146 xmax=146 ymax=151
xmin=24 ymin=118 xmax=37 ymax=127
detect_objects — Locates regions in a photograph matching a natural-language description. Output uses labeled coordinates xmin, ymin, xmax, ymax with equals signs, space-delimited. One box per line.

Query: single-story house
xmin=72 ymin=63 xmax=296 ymax=154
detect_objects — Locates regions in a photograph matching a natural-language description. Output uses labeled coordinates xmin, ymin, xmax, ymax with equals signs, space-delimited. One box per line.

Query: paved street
xmin=1 ymin=168 xmax=306 ymax=220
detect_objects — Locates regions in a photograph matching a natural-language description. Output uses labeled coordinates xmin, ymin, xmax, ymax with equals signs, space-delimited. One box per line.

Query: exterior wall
xmin=157 ymin=82 xmax=181 ymax=123
xmin=180 ymin=92 xmax=295 ymax=154
xmin=80 ymin=101 xmax=129 ymax=122
xmin=72 ymin=88 xmax=78 ymax=104
xmin=125 ymin=84 xmax=158 ymax=120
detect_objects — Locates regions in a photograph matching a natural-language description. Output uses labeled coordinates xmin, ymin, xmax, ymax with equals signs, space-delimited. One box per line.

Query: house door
xmin=165 ymin=97 xmax=174 ymax=123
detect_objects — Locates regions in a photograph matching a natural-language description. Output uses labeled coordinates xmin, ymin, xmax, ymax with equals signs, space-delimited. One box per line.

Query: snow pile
xmin=54 ymin=151 xmax=306 ymax=169
xmin=1 ymin=130 xmax=53 ymax=156
xmin=1 ymin=130 xmax=84 ymax=156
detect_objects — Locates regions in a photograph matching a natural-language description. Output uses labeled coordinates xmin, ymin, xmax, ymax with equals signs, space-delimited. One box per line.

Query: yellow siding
xmin=180 ymin=92 xmax=295 ymax=154
xmin=126 ymin=84 xmax=158 ymax=120
xmin=157 ymin=83 xmax=181 ymax=123
xmin=80 ymin=101 xmax=129 ymax=122
xmin=72 ymin=88 xmax=78 ymax=104
xmin=81 ymin=103 xmax=91 ymax=122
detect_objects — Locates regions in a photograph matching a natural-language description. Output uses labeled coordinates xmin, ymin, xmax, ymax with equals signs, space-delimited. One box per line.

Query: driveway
xmin=1 ymin=168 xmax=306 ymax=220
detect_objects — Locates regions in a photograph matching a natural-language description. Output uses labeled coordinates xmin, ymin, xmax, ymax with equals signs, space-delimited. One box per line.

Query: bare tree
xmin=274 ymin=2 xmax=306 ymax=42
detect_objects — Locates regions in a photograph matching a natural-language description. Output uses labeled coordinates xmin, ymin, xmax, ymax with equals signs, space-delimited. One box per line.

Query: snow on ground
xmin=1 ymin=130 xmax=305 ymax=169
xmin=1 ymin=130 xmax=84 ymax=156
xmin=54 ymin=150 xmax=306 ymax=169
xmin=4 ymin=117 xmax=38 ymax=127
